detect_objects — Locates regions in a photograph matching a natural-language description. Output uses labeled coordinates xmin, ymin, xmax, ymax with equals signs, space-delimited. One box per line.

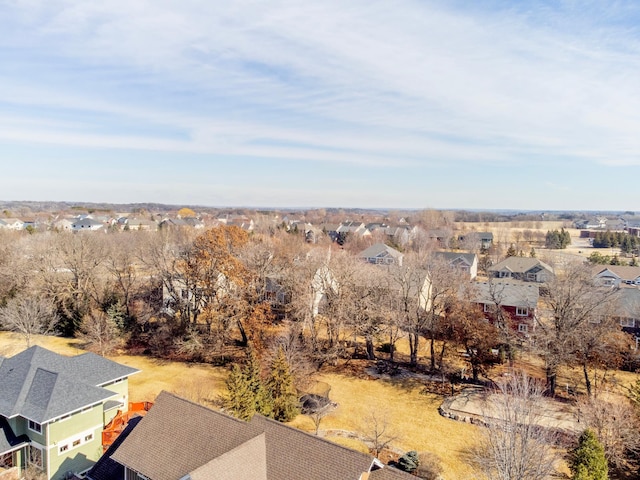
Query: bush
xmin=416 ymin=451 xmax=443 ymax=480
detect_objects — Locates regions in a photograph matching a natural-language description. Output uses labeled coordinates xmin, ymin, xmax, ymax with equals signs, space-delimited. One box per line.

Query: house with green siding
xmin=0 ymin=346 xmax=139 ymax=480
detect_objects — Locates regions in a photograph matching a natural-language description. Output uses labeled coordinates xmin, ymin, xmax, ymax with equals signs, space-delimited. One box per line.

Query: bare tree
xmin=362 ymin=409 xmax=398 ymax=458
xmin=536 ymin=261 xmax=620 ymax=395
xmin=0 ymin=296 xmax=58 ymax=347
xmin=577 ymin=395 xmax=640 ymax=474
xmin=78 ymin=308 xmax=124 ymax=356
xmin=471 ymin=371 xmax=560 ymax=480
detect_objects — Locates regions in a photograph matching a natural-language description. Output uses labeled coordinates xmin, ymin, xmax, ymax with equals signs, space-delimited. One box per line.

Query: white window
xmin=518 ymin=324 xmax=528 ymax=333
xmin=85 ymin=434 xmax=93 ymax=442
xmin=620 ymin=318 xmax=635 ymax=328
xmin=516 ymin=307 xmax=529 ymax=317
xmin=484 ymin=303 xmax=490 ymax=312
xmin=636 ymin=337 xmax=640 ymax=351
xmin=28 ymin=420 xmax=42 ymax=434
xmin=59 ymin=444 xmax=69 ymax=454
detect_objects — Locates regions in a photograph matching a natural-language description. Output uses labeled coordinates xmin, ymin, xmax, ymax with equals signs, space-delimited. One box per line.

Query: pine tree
xmin=268 ymin=347 xmax=299 ymax=422
xmin=245 ymin=348 xmax=274 ymax=418
xmin=530 ymin=247 xmax=536 ymax=258
xmin=506 ymin=244 xmax=517 ymax=257
xmin=570 ymin=429 xmax=608 ymax=480
xmin=224 ymin=364 xmax=255 ymax=420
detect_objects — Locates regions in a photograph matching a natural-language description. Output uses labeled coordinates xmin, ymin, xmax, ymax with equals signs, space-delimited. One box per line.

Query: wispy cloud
xmin=1 ymin=1 xmax=640 ymax=207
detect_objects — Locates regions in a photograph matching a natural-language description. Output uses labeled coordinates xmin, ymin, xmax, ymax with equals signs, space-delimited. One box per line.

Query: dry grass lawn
xmin=0 ymin=332 xmax=480 ymax=479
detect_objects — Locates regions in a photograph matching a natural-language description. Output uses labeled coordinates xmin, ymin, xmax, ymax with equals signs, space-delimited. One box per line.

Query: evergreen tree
xmin=245 ymin=348 xmax=274 ymax=418
xmin=530 ymin=247 xmax=536 ymax=258
xmin=570 ymin=429 xmax=608 ymax=480
xmin=397 ymin=451 xmax=420 ymax=473
xmin=224 ymin=364 xmax=255 ymax=420
xmin=268 ymin=347 xmax=299 ymax=422
xmin=506 ymin=244 xmax=517 ymax=257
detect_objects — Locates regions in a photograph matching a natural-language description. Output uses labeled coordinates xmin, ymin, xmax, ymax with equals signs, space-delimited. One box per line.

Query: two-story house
xmin=0 ymin=346 xmax=139 ymax=480
xmin=467 ymin=281 xmax=540 ymax=335
xmin=488 ymin=257 xmax=553 ymax=283
xmin=358 ymin=243 xmax=403 ymax=267
xmin=433 ymin=252 xmax=478 ymax=280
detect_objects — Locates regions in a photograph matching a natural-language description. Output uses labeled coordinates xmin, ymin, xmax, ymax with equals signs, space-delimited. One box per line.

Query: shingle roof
xmin=594 ymin=265 xmax=640 ymax=281
xmin=110 ymin=391 xmax=414 ymax=480
xmin=86 ymin=415 xmax=143 ymax=480
xmin=0 ymin=346 xmax=139 ymax=423
xmin=111 ymin=391 xmax=264 ymax=480
xmin=488 ymin=257 xmax=553 ymax=274
xmin=468 ymin=282 xmax=539 ymax=308
xmin=250 ymin=414 xmax=374 ymax=480
xmin=358 ymin=243 xmax=403 ymax=259
xmin=433 ymin=251 xmax=477 ymax=265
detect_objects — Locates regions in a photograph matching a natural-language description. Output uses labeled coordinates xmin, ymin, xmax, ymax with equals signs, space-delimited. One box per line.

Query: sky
xmin=1 ymin=1 xmax=640 ymax=211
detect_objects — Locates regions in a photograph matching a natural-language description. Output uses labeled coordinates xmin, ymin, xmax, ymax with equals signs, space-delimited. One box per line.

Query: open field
xmin=0 ymin=332 xmax=480 ymax=479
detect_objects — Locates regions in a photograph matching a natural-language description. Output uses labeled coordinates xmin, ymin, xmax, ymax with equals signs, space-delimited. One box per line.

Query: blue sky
xmin=1 ymin=1 xmax=640 ymax=210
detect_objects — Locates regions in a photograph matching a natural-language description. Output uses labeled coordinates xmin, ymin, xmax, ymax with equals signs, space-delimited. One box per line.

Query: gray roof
xmin=468 ymin=282 xmax=539 ymax=308
xmin=433 ymin=251 xmax=477 ymax=265
xmin=111 ymin=391 xmax=414 ymax=480
xmin=358 ymin=243 xmax=403 ymax=260
xmin=615 ymin=287 xmax=640 ymax=318
xmin=488 ymin=257 xmax=553 ymax=274
xmin=0 ymin=346 xmax=139 ymax=423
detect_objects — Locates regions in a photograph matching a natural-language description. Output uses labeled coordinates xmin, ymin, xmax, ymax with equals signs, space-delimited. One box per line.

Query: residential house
xmin=467 ymin=281 xmax=540 ymax=335
xmin=488 ymin=257 xmax=553 ymax=283
xmin=593 ymin=266 xmax=640 ymax=288
xmin=614 ymin=287 xmax=640 ymax=349
xmin=71 ymin=218 xmax=104 ymax=232
xmin=52 ymin=218 xmax=74 ymax=232
xmin=358 ymin=243 xmax=403 ymax=267
xmin=574 ymin=217 xmax=608 ymax=230
xmin=0 ymin=346 xmax=139 ymax=480
xmin=433 ymin=252 xmax=478 ymax=280
xmin=0 ymin=219 xmax=24 ymax=230
xmin=458 ymin=232 xmax=493 ymax=250
xmin=124 ymin=218 xmax=158 ymax=232
xmin=88 ymin=391 xmax=414 ymax=480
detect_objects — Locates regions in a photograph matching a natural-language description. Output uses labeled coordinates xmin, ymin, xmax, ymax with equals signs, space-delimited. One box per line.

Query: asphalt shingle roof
xmin=0 ymin=346 xmax=139 ymax=423
xmin=110 ymin=391 xmax=415 ymax=480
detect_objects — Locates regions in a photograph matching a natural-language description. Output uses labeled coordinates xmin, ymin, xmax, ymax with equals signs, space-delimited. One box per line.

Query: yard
xmin=0 ymin=332 xmax=479 ymax=479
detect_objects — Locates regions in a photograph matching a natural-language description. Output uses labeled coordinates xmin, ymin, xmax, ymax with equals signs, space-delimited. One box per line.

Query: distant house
xmin=433 ymin=252 xmax=478 ymax=280
xmin=124 ymin=217 xmax=158 ymax=232
xmin=615 ymin=288 xmax=640 ymax=349
xmin=468 ymin=281 xmax=540 ymax=335
xmin=488 ymin=257 xmax=553 ymax=283
xmin=71 ymin=218 xmax=104 ymax=232
xmin=574 ymin=217 xmax=608 ymax=230
xmin=52 ymin=218 xmax=74 ymax=231
xmin=593 ymin=266 xmax=640 ymax=288
xmin=88 ymin=391 xmax=414 ymax=480
xmin=458 ymin=232 xmax=493 ymax=250
xmin=358 ymin=243 xmax=403 ymax=267
xmin=0 ymin=346 xmax=139 ymax=480
xmin=0 ymin=218 xmax=24 ymax=230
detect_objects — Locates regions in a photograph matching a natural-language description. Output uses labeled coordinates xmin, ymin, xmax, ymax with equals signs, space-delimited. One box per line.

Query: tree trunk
xmin=237 ymin=319 xmax=248 ymax=347
xmin=583 ymin=362 xmax=592 ymax=397
xmin=409 ymin=333 xmax=418 ymax=366
xmin=438 ymin=341 xmax=447 ymax=370
xmin=546 ymin=365 xmax=557 ymax=396
xmin=429 ymin=336 xmax=436 ymax=371
xmin=388 ymin=333 xmax=395 ymax=362
xmin=365 ymin=337 xmax=376 ymax=360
